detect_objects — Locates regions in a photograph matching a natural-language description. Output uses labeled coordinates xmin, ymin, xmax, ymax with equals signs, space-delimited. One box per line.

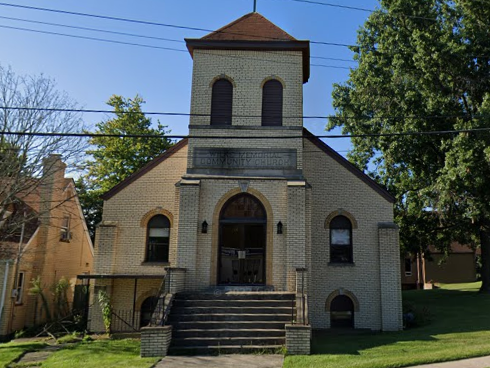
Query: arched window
xmin=211 ymin=79 xmax=233 ymax=125
xmin=330 ymin=295 xmax=354 ymax=328
xmin=140 ymin=296 xmax=158 ymax=328
xmin=261 ymin=79 xmax=283 ymax=126
xmin=330 ymin=215 xmax=353 ymax=263
xmin=146 ymin=215 xmax=170 ymax=262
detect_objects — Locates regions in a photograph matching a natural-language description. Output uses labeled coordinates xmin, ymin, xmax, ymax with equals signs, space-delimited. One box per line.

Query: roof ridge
xmin=302 ymin=128 xmax=395 ymax=203
xmin=202 ymin=12 xmax=296 ymax=41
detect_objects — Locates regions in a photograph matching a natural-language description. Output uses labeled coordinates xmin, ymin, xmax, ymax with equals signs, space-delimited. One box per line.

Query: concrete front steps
xmin=167 ymin=291 xmax=295 ymax=355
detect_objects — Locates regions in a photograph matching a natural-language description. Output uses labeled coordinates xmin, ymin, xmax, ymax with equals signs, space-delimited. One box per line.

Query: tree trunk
xmin=479 ymin=224 xmax=490 ymax=293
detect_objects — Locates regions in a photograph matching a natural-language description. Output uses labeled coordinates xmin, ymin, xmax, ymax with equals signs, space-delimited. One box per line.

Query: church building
xmin=85 ymin=12 xmax=402 ymax=346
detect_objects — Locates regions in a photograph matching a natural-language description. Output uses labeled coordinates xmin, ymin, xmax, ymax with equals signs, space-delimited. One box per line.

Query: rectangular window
xmin=60 ymin=214 xmax=71 ymax=241
xmin=15 ymin=272 xmax=24 ymax=304
xmin=405 ymin=258 xmax=412 ymax=276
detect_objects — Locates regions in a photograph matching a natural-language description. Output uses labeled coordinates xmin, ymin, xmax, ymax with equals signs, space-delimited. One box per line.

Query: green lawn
xmin=285 ymin=282 xmax=490 ymax=368
xmin=0 ymin=341 xmax=45 ymax=368
xmin=41 ymin=339 xmax=159 ymax=368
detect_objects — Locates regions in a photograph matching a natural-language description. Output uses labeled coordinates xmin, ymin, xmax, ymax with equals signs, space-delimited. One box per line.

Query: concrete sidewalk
xmin=408 ymin=356 xmax=490 ymax=368
xmin=156 ymin=354 xmax=284 ymax=368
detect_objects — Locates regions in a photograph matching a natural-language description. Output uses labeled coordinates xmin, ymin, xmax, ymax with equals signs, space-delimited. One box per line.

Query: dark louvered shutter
xmin=210 ymin=79 xmax=233 ymax=125
xmin=262 ymin=80 xmax=283 ymax=126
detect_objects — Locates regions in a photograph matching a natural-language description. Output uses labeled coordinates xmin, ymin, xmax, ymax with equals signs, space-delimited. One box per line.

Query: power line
xmin=0 ymin=2 xmax=355 ymax=47
xmin=0 ymin=24 xmax=188 ymax=53
xmin=0 ymin=14 xmax=356 ymax=64
xmin=285 ymin=0 xmax=373 ymax=13
xmin=282 ymin=0 xmax=441 ymax=22
xmin=0 ymin=15 xmax=186 ymax=44
xmin=0 ymin=106 xmax=482 ymax=122
xmin=1 ymin=127 xmax=489 ymax=140
xmin=0 ymin=23 xmax=354 ymax=70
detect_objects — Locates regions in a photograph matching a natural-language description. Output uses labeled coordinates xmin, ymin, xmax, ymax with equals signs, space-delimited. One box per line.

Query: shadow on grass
xmin=312 ymin=287 xmax=490 ymax=356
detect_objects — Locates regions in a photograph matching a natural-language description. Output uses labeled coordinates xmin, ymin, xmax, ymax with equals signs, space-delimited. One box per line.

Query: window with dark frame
xmin=405 ymin=258 xmax=413 ymax=276
xmin=261 ymin=79 xmax=283 ymax=126
xmin=210 ymin=79 xmax=233 ymax=125
xmin=15 ymin=272 xmax=24 ymax=304
xmin=330 ymin=215 xmax=353 ymax=263
xmin=146 ymin=215 xmax=170 ymax=263
xmin=60 ymin=214 xmax=71 ymax=242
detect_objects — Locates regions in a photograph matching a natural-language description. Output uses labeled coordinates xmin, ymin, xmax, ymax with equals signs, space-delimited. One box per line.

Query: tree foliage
xmin=330 ymin=0 xmax=490 ymax=291
xmin=79 ymin=95 xmax=173 ymax=240
xmin=0 ymin=64 xmax=85 ymax=251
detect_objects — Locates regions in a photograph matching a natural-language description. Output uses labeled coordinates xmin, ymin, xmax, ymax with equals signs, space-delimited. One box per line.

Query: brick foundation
xmin=140 ymin=326 xmax=172 ymax=357
xmin=285 ymin=324 xmax=311 ymax=355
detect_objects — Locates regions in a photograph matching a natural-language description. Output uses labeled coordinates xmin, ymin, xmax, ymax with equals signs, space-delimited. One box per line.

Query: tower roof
xmin=202 ymin=12 xmax=296 ymax=42
xmin=185 ymin=13 xmax=310 ymax=83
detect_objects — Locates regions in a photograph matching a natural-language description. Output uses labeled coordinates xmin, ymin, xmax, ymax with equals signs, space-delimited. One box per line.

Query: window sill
xmin=14 ymin=303 xmax=23 ymax=307
xmin=328 ymin=262 xmax=355 ymax=267
xmin=141 ymin=262 xmax=170 ymax=267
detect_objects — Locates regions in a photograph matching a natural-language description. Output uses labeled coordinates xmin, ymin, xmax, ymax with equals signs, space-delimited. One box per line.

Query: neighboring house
xmin=86 ymin=12 xmax=402 ymax=344
xmin=402 ymin=242 xmax=478 ymax=289
xmin=0 ymin=155 xmax=94 ymax=339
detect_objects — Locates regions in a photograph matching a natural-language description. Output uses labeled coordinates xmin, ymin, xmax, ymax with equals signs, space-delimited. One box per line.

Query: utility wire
xmin=0 ymin=2 xmax=355 ymax=47
xmin=0 ymin=15 xmax=186 ymax=44
xmin=0 ymin=24 xmax=188 ymax=53
xmin=0 ymin=106 xmax=483 ymax=122
xmin=1 ymin=127 xmax=489 ymax=140
xmin=0 ymin=23 xmax=353 ymax=70
xmin=0 ymin=14 xmax=356 ymax=64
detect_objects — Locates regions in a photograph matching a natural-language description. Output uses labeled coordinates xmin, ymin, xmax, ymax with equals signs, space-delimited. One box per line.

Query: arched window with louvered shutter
xmin=262 ymin=79 xmax=283 ymax=126
xmin=210 ymin=79 xmax=233 ymax=125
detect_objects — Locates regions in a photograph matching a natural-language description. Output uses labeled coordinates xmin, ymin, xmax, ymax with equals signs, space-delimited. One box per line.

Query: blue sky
xmin=0 ymin=0 xmax=380 ymax=156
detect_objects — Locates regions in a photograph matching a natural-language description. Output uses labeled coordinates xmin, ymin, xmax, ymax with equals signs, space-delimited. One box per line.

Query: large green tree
xmin=79 ymin=95 xmax=173 ymax=240
xmin=330 ymin=0 xmax=490 ymax=291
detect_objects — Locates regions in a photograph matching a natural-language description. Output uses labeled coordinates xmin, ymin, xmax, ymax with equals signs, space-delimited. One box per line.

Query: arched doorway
xmin=218 ymin=193 xmax=267 ymax=285
xmin=330 ymin=295 xmax=354 ymax=328
xmin=139 ymin=296 xmax=158 ymax=328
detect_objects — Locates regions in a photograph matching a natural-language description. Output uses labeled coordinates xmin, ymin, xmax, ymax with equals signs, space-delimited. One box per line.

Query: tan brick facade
xmin=88 ymin=12 xmax=402 ymax=333
xmin=0 ymin=157 xmax=94 ymax=338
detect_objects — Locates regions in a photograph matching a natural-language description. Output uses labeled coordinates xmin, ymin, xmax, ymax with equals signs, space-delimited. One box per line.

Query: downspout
xmin=0 ymin=261 xmax=10 ymax=318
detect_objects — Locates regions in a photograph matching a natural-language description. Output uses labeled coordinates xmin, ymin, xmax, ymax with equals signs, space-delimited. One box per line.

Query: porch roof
xmin=77 ymin=274 xmax=165 ymax=280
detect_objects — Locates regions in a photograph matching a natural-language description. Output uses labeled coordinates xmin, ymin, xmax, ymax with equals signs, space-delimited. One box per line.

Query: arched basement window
xmin=330 ymin=295 xmax=354 ymax=328
xmin=330 ymin=215 xmax=353 ymax=263
xmin=146 ymin=215 xmax=170 ymax=263
xmin=211 ymin=79 xmax=233 ymax=125
xmin=140 ymin=296 xmax=158 ymax=328
xmin=262 ymin=79 xmax=283 ymax=126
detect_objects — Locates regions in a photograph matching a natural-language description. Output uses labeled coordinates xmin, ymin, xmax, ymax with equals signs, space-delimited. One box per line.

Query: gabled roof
xmin=303 ymin=128 xmax=395 ymax=203
xmin=202 ymin=12 xmax=296 ymax=42
xmin=101 ymin=139 xmax=188 ymax=200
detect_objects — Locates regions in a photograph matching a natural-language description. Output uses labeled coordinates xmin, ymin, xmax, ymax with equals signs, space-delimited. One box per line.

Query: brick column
xmin=176 ymin=179 xmax=200 ymax=291
xmin=93 ymin=221 xmax=118 ymax=274
xmin=140 ymin=326 xmax=172 ymax=357
xmin=166 ymin=267 xmax=186 ymax=294
xmin=286 ymin=182 xmax=306 ymax=292
xmin=378 ymin=222 xmax=403 ymax=331
xmin=285 ymin=324 xmax=311 ymax=355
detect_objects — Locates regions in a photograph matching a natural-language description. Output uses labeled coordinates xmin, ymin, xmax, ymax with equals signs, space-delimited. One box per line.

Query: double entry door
xmin=219 ymin=223 xmax=266 ymax=285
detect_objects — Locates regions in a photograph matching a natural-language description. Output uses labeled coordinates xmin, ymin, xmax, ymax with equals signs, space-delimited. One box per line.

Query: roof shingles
xmin=202 ymin=12 xmax=296 ymax=42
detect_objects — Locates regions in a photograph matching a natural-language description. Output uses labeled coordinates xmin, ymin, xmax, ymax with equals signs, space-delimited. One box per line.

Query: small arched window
xmin=147 ymin=215 xmax=170 ymax=263
xmin=330 ymin=215 xmax=353 ymax=263
xmin=330 ymin=295 xmax=354 ymax=328
xmin=211 ymin=79 xmax=233 ymax=125
xmin=262 ymin=80 xmax=283 ymax=126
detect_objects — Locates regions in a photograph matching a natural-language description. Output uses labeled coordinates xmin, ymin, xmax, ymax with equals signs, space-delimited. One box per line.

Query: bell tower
xmin=184 ymin=12 xmax=310 ymax=179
